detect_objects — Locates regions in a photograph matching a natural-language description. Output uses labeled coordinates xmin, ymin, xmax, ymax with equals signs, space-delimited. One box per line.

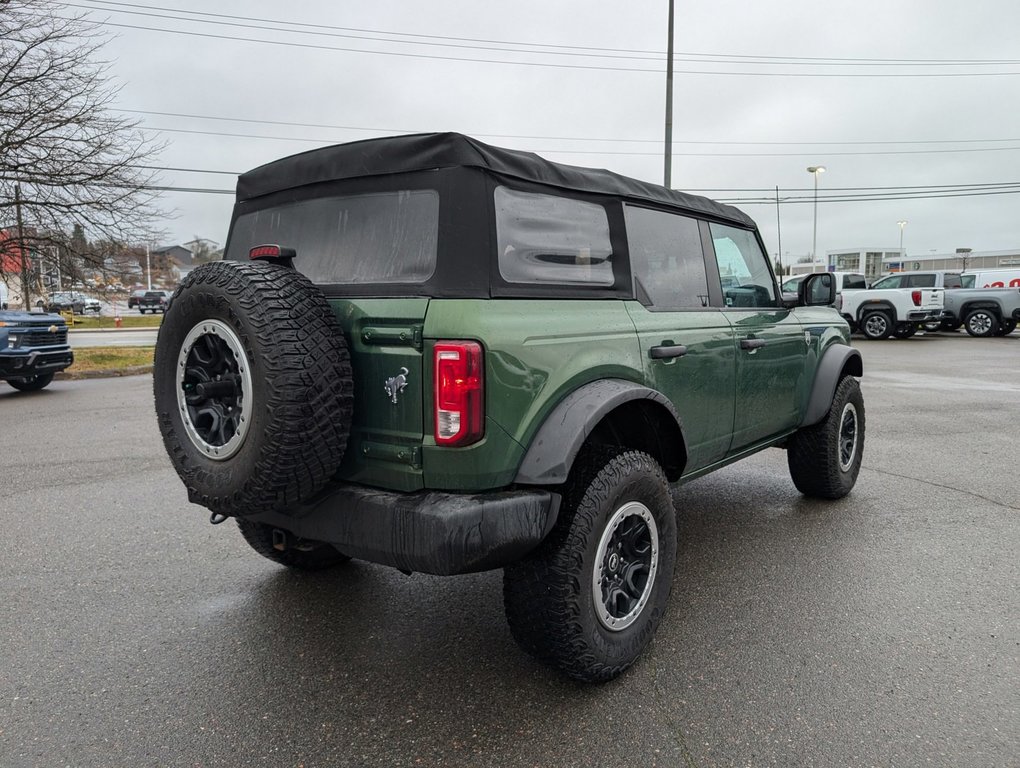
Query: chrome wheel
xmin=863 ymin=313 xmax=888 ymax=339
xmin=967 ymin=311 xmax=995 ymax=336
xmin=838 ymin=402 xmax=859 ymax=472
xmin=176 ymin=319 xmax=253 ymax=460
xmin=592 ymin=501 xmax=659 ymax=632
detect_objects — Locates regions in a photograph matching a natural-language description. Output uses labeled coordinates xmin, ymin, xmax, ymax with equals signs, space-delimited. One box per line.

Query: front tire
xmin=7 ymin=373 xmax=54 ymax=392
xmin=860 ymin=311 xmax=893 ymax=340
xmin=503 ymin=450 xmax=677 ymax=683
xmin=787 ymin=376 xmax=865 ymax=499
xmin=964 ymin=308 xmax=999 ymax=337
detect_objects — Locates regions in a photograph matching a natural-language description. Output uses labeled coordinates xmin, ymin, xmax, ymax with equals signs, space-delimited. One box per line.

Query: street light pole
xmin=897 ymin=220 xmax=908 ymax=269
xmin=663 ymin=0 xmax=674 ymax=188
xmin=806 ymin=166 xmax=825 ymax=264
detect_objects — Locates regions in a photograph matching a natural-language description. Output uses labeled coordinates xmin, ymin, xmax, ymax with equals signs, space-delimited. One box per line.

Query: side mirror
xmin=799 ymin=273 xmax=836 ymax=307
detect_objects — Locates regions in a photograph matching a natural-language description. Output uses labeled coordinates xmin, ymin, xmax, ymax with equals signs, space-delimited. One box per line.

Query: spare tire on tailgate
xmin=153 ymin=260 xmax=353 ymax=517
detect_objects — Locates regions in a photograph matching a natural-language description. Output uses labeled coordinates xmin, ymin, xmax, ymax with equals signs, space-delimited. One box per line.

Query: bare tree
xmin=0 ymin=0 xmax=166 ymax=309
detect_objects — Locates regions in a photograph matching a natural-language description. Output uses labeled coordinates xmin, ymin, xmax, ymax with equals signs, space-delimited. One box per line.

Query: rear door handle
xmin=740 ymin=338 xmax=767 ymax=351
xmin=649 ymin=344 xmax=688 ymax=360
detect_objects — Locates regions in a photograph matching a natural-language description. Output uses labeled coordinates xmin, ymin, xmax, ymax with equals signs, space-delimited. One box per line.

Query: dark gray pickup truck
xmin=0 ymin=311 xmax=74 ymax=391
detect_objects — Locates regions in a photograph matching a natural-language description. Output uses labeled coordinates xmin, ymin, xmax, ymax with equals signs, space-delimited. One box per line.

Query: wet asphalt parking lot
xmin=1 ymin=333 xmax=1018 ymax=767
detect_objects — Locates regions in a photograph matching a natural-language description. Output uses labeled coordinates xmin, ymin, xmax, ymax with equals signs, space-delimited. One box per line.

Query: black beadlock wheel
xmin=7 ymin=373 xmax=54 ymax=392
xmin=787 ymin=376 xmax=865 ymax=499
xmin=153 ymin=260 xmax=353 ymax=517
xmin=503 ymin=449 xmax=677 ymax=683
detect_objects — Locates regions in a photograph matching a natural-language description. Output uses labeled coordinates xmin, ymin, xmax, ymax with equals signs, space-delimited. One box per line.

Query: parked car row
xmin=781 ymin=269 xmax=1020 ymax=340
xmin=42 ymin=291 xmax=101 ymax=315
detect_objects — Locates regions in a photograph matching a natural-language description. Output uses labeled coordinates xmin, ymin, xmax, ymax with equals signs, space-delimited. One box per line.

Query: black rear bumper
xmin=245 ymin=484 xmax=561 ymax=575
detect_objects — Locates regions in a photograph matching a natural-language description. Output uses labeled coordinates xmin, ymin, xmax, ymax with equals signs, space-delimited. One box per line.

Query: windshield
xmin=226 ymin=190 xmax=440 ymax=285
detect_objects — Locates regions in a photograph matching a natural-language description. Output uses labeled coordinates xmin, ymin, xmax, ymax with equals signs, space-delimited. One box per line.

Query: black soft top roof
xmin=236 ymin=132 xmax=755 ymax=228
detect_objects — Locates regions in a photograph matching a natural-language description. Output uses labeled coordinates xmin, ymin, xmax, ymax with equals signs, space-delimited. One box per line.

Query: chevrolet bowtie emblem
xmin=48 ymin=325 xmax=58 ymax=333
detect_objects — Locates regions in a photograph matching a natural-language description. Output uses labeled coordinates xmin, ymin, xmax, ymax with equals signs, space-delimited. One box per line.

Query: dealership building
xmin=787 ymin=247 xmax=1020 ymax=282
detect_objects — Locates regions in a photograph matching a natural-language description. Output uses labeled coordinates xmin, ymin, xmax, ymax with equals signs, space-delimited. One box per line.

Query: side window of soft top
xmin=494 ymin=187 xmax=614 ymax=286
xmin=624 ymin=205 xmax=709 ymax=310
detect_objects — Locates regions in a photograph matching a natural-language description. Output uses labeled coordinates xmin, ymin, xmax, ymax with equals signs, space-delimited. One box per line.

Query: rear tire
xmin=236 ymin=519 xmax=350 ymax=570
xmin=994 ymin=319 xmax=1016 ymax=336
xmin=787 ymin=376 xmax=865 ymax=500
xmin=860 ymin=312 xmax=893 ymax=340
xmin=964 ymin=308 xmax=999 ymax=337
xmin=7 ymin=373 xmax=54 ymax=392
xmin=503 ymin=449 xmax=677 ymax=683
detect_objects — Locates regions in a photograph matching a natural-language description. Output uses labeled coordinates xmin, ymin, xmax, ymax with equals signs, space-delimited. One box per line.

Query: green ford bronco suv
xmin=153 ymin=133 xmax=864 ymax=682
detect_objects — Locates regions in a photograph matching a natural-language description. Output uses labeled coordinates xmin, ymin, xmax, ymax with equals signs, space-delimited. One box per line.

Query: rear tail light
xmin=835 ymin=293 xmax=843 ymax=311
xmin=434 ymin=341 xmax=483 ymax=446
xmin=911 ymin=290 xmax=922 ymax=306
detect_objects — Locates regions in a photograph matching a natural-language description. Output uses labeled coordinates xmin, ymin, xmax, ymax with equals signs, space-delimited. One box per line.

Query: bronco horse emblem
xmin=384 ymin=367 xmax=410 ymax=404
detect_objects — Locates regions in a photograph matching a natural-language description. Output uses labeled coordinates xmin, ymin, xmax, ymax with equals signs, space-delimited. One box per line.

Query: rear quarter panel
xmin=422 ymin=299 xmax=645 ymax=490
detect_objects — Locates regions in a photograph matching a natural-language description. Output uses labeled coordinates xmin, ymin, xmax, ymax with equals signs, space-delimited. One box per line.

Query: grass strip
xmin=61 ymin=346 xmax=155 ymax=379
xmin=66 ymin=314 xmax=164 ymax=330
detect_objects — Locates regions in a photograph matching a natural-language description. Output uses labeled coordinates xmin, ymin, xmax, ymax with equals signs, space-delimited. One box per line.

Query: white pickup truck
xmin=840 ymin=285 xmax=944 ymax=340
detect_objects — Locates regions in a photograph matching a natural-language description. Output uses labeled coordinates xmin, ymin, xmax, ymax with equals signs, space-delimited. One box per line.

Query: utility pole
xmin=146 ymin=244 xmax=151 ymax=290
xmin=14 ymin=182 xmax=31 ymax=311
xmin=663 ymin=0 xmax=674 ymax=188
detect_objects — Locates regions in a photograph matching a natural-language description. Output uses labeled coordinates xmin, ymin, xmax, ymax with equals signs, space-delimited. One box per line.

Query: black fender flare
xmin=801 ymin=345 xmax=864 ymax=427
xmin=514 ymin=379 xmax=687 ymax=485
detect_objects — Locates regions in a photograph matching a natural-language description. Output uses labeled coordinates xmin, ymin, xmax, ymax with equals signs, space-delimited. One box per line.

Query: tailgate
xmin=330 ymin=297 xmax=429 ymax=492
xmin=919 ymin=288 xmax=943 ymax=311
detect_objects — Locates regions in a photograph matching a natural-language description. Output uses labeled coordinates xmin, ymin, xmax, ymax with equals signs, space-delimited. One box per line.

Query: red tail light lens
xmin=434 ymin=341 xmax=484 ymax=446
xmin=911 ymin=289 xmax=921 ymax=306
xmin=249 ymin=244 xmax=296 ymax=260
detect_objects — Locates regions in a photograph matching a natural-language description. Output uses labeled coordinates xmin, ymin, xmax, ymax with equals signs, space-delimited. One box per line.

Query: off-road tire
xmin=236 ymin=519 xmax=351 ymax=570
xmin=860 ymin=311 xmax=893 ymax=340
xmin=964 ymin=308 xmax=1000 ymax=337
xmin=153 ymin=260 xmax=353 ymax=517
xmin=892 ymin=323 xmax=917 ymax=339
xmin=994 ymin=318 xmax=1016 ymax=336
xmin=7 ymin=373 xmax=54 ymax=392
xmin=503 ymin=449 xmax=677 ymax=683
xmin=787 ymin=376 xmax=865 ymax=499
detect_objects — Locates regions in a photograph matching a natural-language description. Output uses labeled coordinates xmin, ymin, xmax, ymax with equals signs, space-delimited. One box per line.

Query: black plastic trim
xmin=245 ymin=484 xmax=560 ymax=575
xmin=800 ymin=345 xmax=864 ymax=427
xmin=515 ymin=378 xmax=687 ymax=485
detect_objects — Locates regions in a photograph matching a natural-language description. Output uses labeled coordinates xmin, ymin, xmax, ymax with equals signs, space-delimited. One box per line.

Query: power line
xmin=121 ymin=108 xmax=1020 ymax=148
xmin=75 ymin=0 xmax=1020 ymax=67
xmin=142 ymin=181 xmax=1020 ymax=205
xmin=141 ymin=124 xmax=1020 ymax=157
xmin=65 ymin=15 xmax=1020 ymax=77
xmin=143 ymin=167 xmax=1020 ymax=199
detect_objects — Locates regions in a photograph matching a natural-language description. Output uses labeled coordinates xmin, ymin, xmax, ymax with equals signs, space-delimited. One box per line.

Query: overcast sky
xmin=73 ymin=0 xmax=1020 ymax=262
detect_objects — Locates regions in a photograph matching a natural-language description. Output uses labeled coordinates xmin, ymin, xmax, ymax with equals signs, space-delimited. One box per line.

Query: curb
xmin=56 ymin=365 xmax=154 ymax=381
